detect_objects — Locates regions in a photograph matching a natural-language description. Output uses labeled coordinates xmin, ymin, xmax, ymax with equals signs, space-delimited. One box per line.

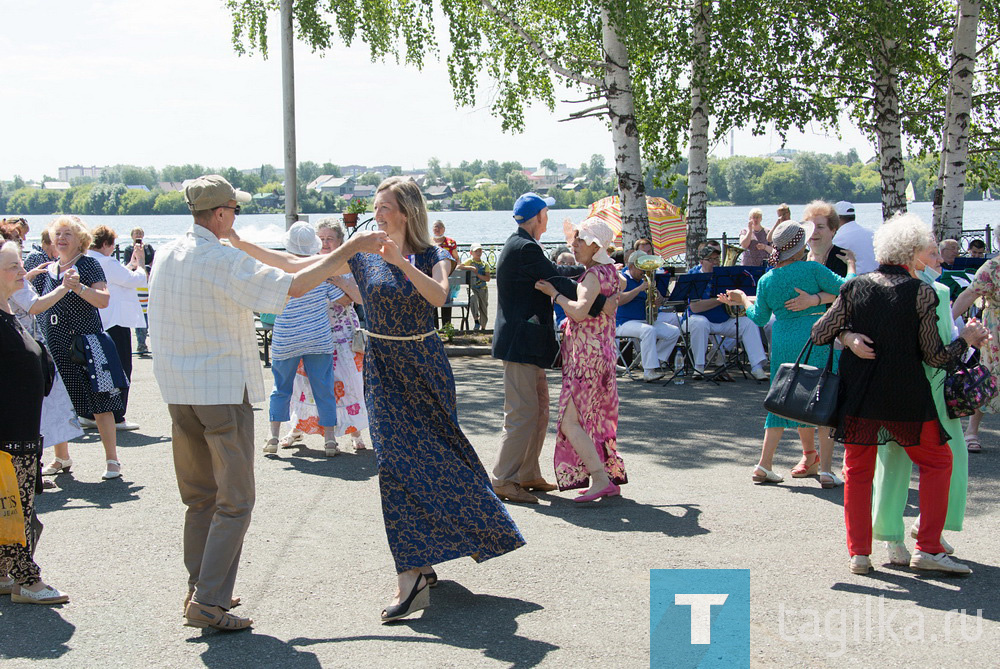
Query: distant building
xmin=158 ymin=181 xmax=184 ymax=192
xmin=370 ymin=165 xmax=400 ymax=176
xmin=43 ymin=181 xmax=72 ymax=190
xmin=58 ymin=165 xmax=104 ymax=181
xmin=351 ymin=185 xmax=376 ymax=200
xmin=529 ymin=166 xmax=560 ymax=190
xmin=253 ymin=192 xmax=281 ymax=208
xmin=313 ymin=176 xmax=356 ymax=196
xmin=424 ymin=185 xmax=453 ymax=200
xmin=340 ymin=164 xmax=367 ymax=178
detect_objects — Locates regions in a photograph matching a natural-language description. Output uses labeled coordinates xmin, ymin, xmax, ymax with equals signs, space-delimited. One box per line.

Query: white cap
xmin=834 ymin=201 xmax=856 ymax=220
xmin=576 ymin=217 xmax=615 ymax=265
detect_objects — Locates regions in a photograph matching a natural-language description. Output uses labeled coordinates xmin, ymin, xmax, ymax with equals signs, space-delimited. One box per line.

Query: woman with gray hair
xmin=811 ymin=213 xmax=989 ymax=576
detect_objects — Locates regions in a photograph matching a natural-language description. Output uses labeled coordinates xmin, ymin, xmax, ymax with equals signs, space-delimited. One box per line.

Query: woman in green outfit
xmin=872 ymin=231 xmax=967 ymax=565
xmin=720 ymin=221 xmax=855 ymax=488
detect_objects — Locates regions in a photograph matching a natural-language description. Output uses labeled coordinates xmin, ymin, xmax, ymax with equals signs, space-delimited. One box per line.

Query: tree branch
xmin=478 ymin=0 xmax=603 ymax=88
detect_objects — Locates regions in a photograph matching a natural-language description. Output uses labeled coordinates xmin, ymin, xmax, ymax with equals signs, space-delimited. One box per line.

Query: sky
xmin=1 ymin=0 xmax=874 ymax=182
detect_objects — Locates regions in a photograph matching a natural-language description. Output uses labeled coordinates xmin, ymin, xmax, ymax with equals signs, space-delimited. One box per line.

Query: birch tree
xmin=934 ymin=0 xmax=980 ymax=240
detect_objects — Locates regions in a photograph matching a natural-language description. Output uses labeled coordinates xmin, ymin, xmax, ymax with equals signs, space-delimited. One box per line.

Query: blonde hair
xmin=749 ymin=208 xmax=763 ymax=219
xmin=874 ymin=213 xmax=934 ymax=266
xmin=49 ymin=215 xmax=92 ymax=254
xmin=802 ymin=200 xmax=841 ymax=232
xmin=376 ymin=176 xmax=431 ymax=253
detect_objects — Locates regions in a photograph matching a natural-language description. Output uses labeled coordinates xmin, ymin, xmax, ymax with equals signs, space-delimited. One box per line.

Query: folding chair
xmin=616 ymin=335 xmax=643 ymax=380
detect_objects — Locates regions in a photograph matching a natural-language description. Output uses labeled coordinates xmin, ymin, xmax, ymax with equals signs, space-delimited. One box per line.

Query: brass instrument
xmin=721 ymin=243 xmax=746 ymax=317
xmin=634 ymin=254 xmax=665 ymax=325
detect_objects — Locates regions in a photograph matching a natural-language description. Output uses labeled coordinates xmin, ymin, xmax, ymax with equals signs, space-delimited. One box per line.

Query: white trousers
xmin=615 ymin=314 xmax=681 ymax=371
xmin=686 ymin=313 xmax=767 ymax=368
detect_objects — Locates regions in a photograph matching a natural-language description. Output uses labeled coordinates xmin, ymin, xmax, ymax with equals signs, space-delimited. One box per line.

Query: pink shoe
xmin=574 ymin=482 xmax=621 ymax=503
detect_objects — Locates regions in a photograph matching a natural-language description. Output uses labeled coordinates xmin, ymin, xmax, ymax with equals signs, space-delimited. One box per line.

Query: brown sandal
xmin=790 ymin=451 xmax=819 ymax=478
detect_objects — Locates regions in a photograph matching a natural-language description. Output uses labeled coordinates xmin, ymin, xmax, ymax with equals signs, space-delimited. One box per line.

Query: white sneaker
xmin=643 ymin=369 xmax=665 ymax=382
xmin=910 ymin=520 xmax=955 ymax=555
xmin=78 ymin=417 xmax=97 ymax=429
xmin=750 ymin=366 xmax=768 ymax=381
xmin=11 ymin=584 xmax=69 ymax=605
xmin=115 ymin=421 xmax=140 ymax=431
xmin=909 ymin=550 xmax=972 ymax=574
xmin=850 ymin=555 xmax=872 ymax=575
xmin=886 ymin=541 xmax=911 ymax=566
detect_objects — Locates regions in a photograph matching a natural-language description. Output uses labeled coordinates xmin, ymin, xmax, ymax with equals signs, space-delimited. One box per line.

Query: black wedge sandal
xmin=381 ymin=573 xmax=429 ymax=623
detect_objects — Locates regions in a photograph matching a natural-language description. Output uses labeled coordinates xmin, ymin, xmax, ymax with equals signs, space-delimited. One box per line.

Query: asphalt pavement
xmin=2 ymin=353 xmax=998 ymax=668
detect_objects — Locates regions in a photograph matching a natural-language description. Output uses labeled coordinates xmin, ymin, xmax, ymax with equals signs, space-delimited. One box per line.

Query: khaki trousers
xmin=492 ymin=360 xmax=549 ymax=485
xmin=168 ymin=393 xmax=255 ymax=609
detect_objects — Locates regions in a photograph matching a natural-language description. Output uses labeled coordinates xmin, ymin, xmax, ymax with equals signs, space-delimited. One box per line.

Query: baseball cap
xmin=470 ymin=243 xmax=483 ymax=251
xmin=185 ymin=175 xmax=252 ymax=212
xmin=834 ymin=201 xmax=856 ymax=220
xmin=513 ymin=192 xmax=555 ymax=223
xmin=283 ymin=221 xmax=321 ymax=256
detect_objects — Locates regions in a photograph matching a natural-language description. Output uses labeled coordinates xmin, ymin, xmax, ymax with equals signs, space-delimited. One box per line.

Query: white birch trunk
xmin=939 ymin=0 xmax=980 ymax=241
xmin=874 ymin=37 xmax=906 ymax=221
xmin=932 ymin=89 xmax=953 ymax=235
xmin=686 ymin=0 xmax=711 ymax=266
xmin=602 ymin=9 xmax=648 ymax=250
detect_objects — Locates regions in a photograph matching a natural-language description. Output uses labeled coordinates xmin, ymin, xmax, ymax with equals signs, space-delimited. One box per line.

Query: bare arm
xmin=539 ymin=272 xmax=602 ymax=323
xmin=329 ymin=274 xmax=362 ymax=305
xmin=952 ymin=286 xmax=980 ymax=320
xmin=618 ymin=282 xmax=645 ymax=306
xmin=288 ymin=232 xmax=387 ymax=298
xmin=380 ymin=239 xmax=449 ymax=307
xmin=226 ymin=228 xmax=324 ymax=273
xmin=28 ymin=284 xmax=72 ymax=314
xmin=738 ymin=227 xmax=753 ymax=249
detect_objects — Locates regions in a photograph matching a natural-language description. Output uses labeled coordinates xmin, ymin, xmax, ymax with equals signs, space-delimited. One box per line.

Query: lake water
xmin=13 ymin=200 xmax=1000 ymax=250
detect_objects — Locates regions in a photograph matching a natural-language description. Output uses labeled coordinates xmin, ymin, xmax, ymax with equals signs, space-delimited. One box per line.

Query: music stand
xmin=707 ymin=266 xmax=766 ymax=382
xmin=660 ymin=273 xmax=715 ymax=385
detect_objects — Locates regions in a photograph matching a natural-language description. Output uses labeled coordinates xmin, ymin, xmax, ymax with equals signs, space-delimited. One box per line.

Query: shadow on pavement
xmin=532 ymin=496 xmax=709 ymax=538
xmin=35 ymin=477 xmax=144 ymax=512
xmin=186 ymin=583 xmax=554 ymax=669
xmin=296 ymin=582 xmax=556 ymax=668
xmin=263 ymin=448 xmax=378 ymax=482
xmin=0 ymin=604 xmax=75 ymax=659
xmin=831 ymin=560 xmax=1000 ymax=623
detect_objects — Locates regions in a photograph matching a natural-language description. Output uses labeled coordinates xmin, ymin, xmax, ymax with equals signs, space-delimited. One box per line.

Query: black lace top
xmin=0 ymin=309 xmax=48 ymax=453
xmin=811 ymin=264 xmax=968 ymax=446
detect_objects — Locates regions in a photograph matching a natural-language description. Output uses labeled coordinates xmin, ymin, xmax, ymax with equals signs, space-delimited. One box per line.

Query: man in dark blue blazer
xmin=491 ymin=193 xmax=610 ymax=504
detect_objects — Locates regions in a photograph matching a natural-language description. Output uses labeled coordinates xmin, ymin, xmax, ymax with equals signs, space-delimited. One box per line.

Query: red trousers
xmin=844 ymin=421 xmax=952 ymax=556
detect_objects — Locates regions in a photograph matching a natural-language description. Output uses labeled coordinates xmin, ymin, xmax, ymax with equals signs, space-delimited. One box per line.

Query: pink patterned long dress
xmin=554 ymin=264 xmax=627 ymax=491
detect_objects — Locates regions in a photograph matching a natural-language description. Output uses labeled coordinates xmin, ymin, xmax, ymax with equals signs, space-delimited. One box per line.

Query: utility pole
xmin=280 ymin=0 xmax=298 ymax=230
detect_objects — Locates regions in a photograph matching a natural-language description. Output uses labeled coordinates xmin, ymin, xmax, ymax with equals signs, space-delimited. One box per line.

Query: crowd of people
xmin=1 ymin=183 xmax=996 ymax=626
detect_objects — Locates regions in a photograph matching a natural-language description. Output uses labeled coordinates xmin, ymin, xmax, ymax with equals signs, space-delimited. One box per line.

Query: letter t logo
xmin=674 ymin=594 xmax=729 ymax=644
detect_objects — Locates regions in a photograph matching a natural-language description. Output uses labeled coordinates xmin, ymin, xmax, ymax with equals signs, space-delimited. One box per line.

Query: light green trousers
xmin=872 ymin=283 xmax=968 ymax=541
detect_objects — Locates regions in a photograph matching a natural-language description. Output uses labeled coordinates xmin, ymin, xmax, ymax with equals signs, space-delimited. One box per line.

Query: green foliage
xmin=119 ymin=189 xmax=156 ymax=215
xmin=7 ymin=188 xmax=62 ymax=214
xmin=153 ymin=191 xmax=188 ymax=215
xmin=346 ymin=197 xmax=370 ymax=214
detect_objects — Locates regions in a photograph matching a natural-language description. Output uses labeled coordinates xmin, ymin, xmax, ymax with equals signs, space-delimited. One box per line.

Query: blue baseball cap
xmin=513 ymin=192 xmax=556 ymax=223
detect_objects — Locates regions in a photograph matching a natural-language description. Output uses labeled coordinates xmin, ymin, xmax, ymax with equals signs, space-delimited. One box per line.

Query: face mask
xmin=915 ymin=261 xmax=941 ymax=285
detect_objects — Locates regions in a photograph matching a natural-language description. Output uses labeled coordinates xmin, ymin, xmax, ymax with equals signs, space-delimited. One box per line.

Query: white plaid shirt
xmin=148 ymin=225 xmax=292 ymax=405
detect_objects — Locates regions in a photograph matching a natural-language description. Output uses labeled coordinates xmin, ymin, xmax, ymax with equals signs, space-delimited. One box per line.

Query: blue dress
xmin=349 ymin=247 xmax=525 ymax=573
xmin=745 ymin=261 xmax=848 ymax=429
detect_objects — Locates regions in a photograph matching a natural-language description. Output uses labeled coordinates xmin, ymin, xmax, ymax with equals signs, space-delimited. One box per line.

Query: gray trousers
xmin=168 ymin=393 xmax=254 ymax=609
xmin=492 ymin=361 xmax=548 ymax=485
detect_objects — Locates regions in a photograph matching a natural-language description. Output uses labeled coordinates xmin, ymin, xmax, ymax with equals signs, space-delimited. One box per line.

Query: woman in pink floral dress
xmin=535 ymin=218 xmax=625 ymax=502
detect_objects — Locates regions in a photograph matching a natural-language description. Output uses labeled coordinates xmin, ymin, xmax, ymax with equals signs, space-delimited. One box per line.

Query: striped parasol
xmin=586 ymin=195 xmax=686 ymax=259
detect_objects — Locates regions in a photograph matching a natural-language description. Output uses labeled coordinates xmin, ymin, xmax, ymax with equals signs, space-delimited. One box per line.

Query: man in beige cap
xmin=148 ymin=175 xmax=386 ymax=631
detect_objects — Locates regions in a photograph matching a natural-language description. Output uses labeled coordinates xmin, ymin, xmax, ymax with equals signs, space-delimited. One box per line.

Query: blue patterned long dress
xmin=349 ymin=247 xmax=525 ymax=573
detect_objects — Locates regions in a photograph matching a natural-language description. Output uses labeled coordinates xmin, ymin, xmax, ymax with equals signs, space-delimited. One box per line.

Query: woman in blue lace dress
xmin=720 ymin=221 xmax=854 ymax=488
xmin=350 ymin=177 xmax=525 ymax=622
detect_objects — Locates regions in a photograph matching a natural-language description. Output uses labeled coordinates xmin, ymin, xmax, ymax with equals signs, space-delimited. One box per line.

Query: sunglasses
xmin=215 ymin=205 xmax=241 ymax=215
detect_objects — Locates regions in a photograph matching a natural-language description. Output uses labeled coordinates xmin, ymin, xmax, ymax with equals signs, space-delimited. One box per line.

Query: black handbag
xmin=69 ymin=333 xmax=88 ymax=366
xmin=764 ymin=339 xmax=840 ymax=428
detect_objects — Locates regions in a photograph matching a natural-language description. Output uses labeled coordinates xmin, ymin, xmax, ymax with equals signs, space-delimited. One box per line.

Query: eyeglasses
xmin=215 ymin=205 xmax=241 ymax=215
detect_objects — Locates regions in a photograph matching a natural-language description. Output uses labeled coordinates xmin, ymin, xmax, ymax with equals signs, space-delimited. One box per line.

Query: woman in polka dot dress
xmin=31 ymin=217 xmax=125 ymax=480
